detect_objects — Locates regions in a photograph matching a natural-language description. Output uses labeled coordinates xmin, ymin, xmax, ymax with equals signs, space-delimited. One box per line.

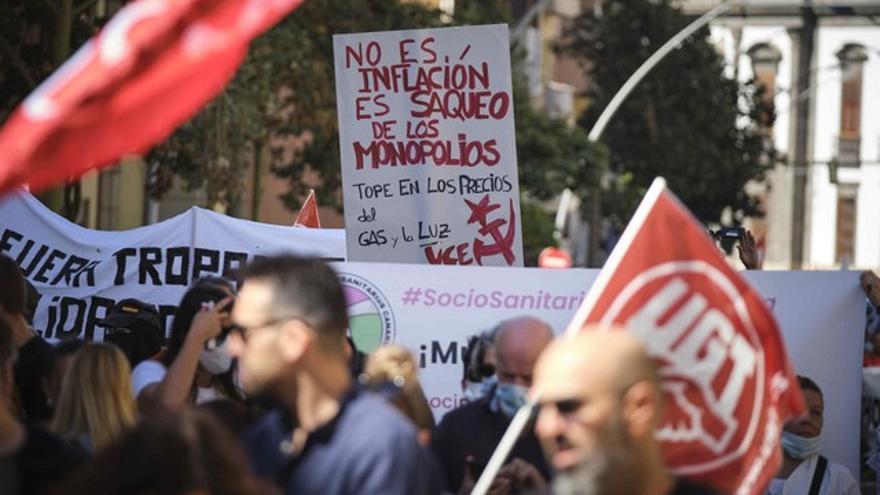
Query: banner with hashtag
xmin=334 ymin=262 xmax=863 ymax=479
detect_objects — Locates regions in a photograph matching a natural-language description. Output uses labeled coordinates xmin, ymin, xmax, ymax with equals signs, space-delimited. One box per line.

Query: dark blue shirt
xmin=243 ymin=387 xmax=436 ymax=495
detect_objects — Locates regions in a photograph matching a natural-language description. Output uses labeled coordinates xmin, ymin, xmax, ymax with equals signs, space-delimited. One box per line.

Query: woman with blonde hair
xmin=51 ymin=342 xmax=137 ymax=454
xmin=360 ymin=344 xmax=435 ymax=445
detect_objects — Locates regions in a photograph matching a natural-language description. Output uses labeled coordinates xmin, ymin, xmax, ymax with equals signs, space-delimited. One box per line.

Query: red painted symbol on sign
xmin=464 ymin=194 xmax=516 ymax=266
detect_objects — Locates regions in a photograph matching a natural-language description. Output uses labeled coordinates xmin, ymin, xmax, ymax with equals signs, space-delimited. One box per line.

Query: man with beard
xmin=531 ymin=329 xmax=719 ymax=495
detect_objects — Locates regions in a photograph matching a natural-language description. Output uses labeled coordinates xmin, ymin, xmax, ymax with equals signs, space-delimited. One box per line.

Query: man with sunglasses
xmin=532 ymin=329 xmax=719 ymax=495
xmin=432 ymin=316 xmax=553 ymax=494
xmin=228 ymin=255 xmax=434 ymax=495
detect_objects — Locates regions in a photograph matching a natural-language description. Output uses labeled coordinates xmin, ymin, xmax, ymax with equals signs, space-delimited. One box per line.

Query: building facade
xmin=682 ymin=1 xmax=880 ymax=269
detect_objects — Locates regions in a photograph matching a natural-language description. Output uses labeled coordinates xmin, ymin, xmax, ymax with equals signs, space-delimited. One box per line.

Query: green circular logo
xmin=338 ymin=273 xmax=396 ymax=353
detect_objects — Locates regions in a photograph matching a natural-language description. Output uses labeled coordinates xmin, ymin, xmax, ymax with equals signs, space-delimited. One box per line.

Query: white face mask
xmin=781 ymin=431 xmax=821 ymax=459
xmin=463 ymin=381 xmax=485 ymax=402
xmin=199 ymin=342 xmax=233 ymax=375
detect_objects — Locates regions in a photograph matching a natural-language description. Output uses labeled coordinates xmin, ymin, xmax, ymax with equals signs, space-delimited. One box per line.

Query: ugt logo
xmin=600 ymin=261 xmax=764 ymax=474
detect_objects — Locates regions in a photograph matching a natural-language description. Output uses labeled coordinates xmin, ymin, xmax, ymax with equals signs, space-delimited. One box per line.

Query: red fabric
xmin=579 ymin=181 xmax=805 ymax=495
xmin=538 ymin=246 xmax=572 ymax=268
xmin=293 ymin=189 xmax=321 ymax=228
xmin=0 ymin=0 xmax=304 ymax=196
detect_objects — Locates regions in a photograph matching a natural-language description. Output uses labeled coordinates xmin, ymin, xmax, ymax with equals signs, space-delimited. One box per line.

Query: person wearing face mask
xmin=461 ymin=329 xmax=499 ymax=404
xmin=765 ymin=376 xmax=859 ymax=495
xmin=132 ymin=281 xmax=243 ymax=415
xmin=432 ymin=316 xmax=553 ymax=494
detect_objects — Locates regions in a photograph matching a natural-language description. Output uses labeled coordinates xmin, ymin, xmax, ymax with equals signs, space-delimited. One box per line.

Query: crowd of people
xmin=0 ymin=251 xmax=863 ymax=495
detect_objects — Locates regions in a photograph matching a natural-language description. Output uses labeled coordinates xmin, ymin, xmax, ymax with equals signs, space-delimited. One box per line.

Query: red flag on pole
xmin=568 ymin=178 xmax=805 ymax=494
xmin=293 ymin=189 xmax=322 ymax=228
xmin=0 ymin=0 xmax=304 ymax=196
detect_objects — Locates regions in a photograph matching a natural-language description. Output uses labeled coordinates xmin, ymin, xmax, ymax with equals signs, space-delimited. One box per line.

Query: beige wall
xmin=117 ymin=158 xmax=146 ymax=230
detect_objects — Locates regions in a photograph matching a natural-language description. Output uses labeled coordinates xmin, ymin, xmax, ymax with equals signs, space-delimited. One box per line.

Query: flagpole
xmin=473 ymin=1 xmax=740 ymax=492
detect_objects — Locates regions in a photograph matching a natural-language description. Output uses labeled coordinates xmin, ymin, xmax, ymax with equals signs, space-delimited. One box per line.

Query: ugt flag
xmin=0 ymin=0 xmax=304 ymax=196
xmin=572 ymin=178 xmax=805 ymax=494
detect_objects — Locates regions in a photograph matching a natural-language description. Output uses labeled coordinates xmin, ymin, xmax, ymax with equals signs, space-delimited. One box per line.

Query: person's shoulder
xmin=345 ymin=391 xmax=415 ymax=433
xmin=131 ymin=360 xmax=166 ymax=392
xmin=243 ymin=408 xmax=286 ymax=442
xmin=19 ymin=334 xmax=52 ymax=354
xmin=825 ymin=458 xmax=859 ymax=485
xmin=436 ymin=398 xmax=490 ymax=427
xmin=20 ymin=424 xmax=86 ymax=474
xmin=23 ymin=424 xmax=75 ymax=453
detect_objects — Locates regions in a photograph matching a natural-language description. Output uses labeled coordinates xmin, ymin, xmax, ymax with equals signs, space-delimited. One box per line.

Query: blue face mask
xmin=495 ymin=382 xmax=528 ymax=418
xmin=781 ymin=431 xmax=821 ymax=459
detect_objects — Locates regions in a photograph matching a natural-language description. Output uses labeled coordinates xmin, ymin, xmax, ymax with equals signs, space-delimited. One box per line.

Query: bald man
xmin=532 ymin=329 xmax=719 ymax=495
xmin=431 ymin=316 xmax=554 ymax=494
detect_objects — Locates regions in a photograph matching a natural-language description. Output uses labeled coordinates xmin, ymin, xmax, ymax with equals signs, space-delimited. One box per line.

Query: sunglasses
xmin=224 ymin=315 xmax=307 ymax=343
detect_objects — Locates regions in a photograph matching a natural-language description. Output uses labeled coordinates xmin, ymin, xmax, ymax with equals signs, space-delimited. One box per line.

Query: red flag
xmin=0 ymin=0 xmax=304 ymax=196
xmin=293 ymin=189 xmax=321 ymax=228
xmin=569 ymin=178 xmax=805 ymax=495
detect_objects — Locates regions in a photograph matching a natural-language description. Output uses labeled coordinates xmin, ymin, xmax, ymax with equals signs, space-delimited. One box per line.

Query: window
xmin=747 ymin=43 xmax=781 ymax=130
xmin=835 ymin=44 xmax=868 ymax=166
xmin=835 ymin=185 xmax=857 ymax=265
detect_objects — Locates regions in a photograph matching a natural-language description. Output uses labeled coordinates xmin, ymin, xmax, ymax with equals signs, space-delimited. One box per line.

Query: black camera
xmin=709 ymin=227 xmax=744 ymax=241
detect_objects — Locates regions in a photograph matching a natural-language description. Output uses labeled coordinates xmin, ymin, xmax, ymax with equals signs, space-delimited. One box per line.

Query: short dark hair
xmin=0 ymin=254 xmax=26 ymax=316
xmin=165 ymin=284 xmax=230 ymax=367
xmin=797 ymin=375 xmax=823 ymax=400
xmin=192 ymin=276 xmax=237 ymax=294
xmin=241 ymin=256 xmax=348 ymax=351
xmin=54 ymin=339 xmax=86 ymax=358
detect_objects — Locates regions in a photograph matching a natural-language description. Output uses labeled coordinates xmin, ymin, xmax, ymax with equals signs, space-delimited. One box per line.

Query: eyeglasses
xmin=227 ymin=315 xmax=306 ymax=343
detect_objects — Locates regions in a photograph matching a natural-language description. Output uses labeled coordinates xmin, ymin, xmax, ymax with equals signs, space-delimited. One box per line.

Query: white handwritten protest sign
xmin=333 ymin=24 xmax=523 ymax=266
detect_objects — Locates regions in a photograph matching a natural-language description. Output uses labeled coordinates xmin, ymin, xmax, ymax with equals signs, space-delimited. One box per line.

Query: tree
xmin=0 ymin=1 xmax=107 ymax=221
xmin=153 ymin=0 xmax=603 ymax=264
xmin=563 ymin=0 xmax=776 ymax=228
xmin=148 ymin=0 xmax=447 ymax=214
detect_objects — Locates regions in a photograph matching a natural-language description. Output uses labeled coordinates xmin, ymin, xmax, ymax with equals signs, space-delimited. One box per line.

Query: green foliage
xmin=520 ymin=200 xmax=557 ymax=266
xmin=152 ymin=0 xmax=602 ymax=260
xmin=266 ymin=0 xmax=447 ymax=211
xmin=563 ymin=0 xmax=776 ymax=225
xmin=0 ymin=2 xmax=103 ymax=123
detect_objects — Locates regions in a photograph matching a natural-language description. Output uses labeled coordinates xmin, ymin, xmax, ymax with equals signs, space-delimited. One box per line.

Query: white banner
xmin=332 ymin=24 xmax=524 ymax=266
xmin=334 ymin=263 xmax=864 ymax=482
xmin=0 ymin=194 xmax=863 ymax=480
xmin=0 ymin=192 xmax=345 ymax=340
